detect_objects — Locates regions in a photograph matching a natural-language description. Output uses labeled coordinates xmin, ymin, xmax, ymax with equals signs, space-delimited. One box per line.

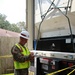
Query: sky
xmin=0 ymin=0 xmax=71 ymax=24
xmin=0 ymin=0 xmax=26 ymax=24
xmin=35 ymin=0 xmax=68 ymax=23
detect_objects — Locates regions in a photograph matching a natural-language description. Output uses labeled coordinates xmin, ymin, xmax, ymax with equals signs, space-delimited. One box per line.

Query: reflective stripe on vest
xmin=14 ymin=43 xmax=30 ymax=69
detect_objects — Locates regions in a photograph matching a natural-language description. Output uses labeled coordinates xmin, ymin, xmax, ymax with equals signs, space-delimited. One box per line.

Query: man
xmin=11 ymin=30 xmax=34 ymax=75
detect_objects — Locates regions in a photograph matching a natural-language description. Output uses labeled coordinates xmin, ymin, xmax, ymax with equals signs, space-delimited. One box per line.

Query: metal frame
xmin=31 ymin=50 xmax=75 ymax=60
xmin=36 ymin=0 xmax=75 ymax=51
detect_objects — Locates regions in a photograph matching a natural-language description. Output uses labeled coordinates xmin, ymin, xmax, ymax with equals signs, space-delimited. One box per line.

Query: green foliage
xmin=0 ymin=13 xmax=10 ymax=29
xmin=17 ymin=22 xmax=26 ymax=30
xmin=9 ymin=24 xmax=21 ymax=33
xmin=0 ymin=13 xmax=25 ymax=33
xmin=2 ymin=73 xmax=14 ymax=75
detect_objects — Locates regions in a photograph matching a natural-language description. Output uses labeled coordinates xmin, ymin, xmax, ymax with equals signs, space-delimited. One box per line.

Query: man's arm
xmin=11 ymin=45 xmax=30 ymax=62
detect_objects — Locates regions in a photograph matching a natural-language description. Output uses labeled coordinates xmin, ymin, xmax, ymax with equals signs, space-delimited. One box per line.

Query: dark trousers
xmin=14 ymin=68 xmax=28 ymax=75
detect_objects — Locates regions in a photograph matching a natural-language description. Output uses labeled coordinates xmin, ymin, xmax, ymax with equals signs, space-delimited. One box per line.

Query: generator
xmin=33 ymin=33 xmax=75 ymax=75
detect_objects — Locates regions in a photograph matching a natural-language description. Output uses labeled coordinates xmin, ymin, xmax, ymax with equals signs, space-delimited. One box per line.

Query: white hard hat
xmin=20 ymin=30 xmax=29 ymax=39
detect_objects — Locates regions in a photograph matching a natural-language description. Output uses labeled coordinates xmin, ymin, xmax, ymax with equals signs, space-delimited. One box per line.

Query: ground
xmin=2 ymin=71 xmax=34 ymax=75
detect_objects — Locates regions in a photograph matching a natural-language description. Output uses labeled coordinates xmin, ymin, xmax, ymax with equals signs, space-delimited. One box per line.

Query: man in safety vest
xmin=11 ymin=30 xmax=34 ymax=75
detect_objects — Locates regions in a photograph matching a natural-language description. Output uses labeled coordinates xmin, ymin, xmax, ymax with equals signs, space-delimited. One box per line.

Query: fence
xmin=0 ymin=36 xmax=19 ymax=74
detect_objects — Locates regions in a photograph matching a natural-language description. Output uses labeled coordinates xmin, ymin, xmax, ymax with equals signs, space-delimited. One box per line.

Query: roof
xmin=0 ymin=28 xmax=20 ymax=37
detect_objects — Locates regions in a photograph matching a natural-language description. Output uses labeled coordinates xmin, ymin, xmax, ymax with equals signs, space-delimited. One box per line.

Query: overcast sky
xmin=0 ymin=0 xmax=70 ymax=24
xmin=0 ymin=0 xmax=26 ymax=24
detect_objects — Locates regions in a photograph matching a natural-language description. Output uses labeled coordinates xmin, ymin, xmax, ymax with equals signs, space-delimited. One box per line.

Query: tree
xmin=17 ymin=22 xmax=26 ymax=31
xmin=9 ymin=24 xmax=21 ymax=33
xmin=0 ymin=13 xmax=21 ymax=33
xmin=0 ymin=13 xmax=10 ymax=29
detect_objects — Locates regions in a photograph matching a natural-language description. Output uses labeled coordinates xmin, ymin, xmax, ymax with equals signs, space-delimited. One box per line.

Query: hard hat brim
xmin=20 ymin=34 xmax=29 ymax=39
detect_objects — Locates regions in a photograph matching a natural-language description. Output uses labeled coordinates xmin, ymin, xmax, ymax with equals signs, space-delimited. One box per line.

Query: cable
xmin=66 ymin=0 xmax=71 ymax=14
xmin=36 ymin=0 xmax=55 ymax=49
xmin=35 ymin=0 xmax=75 ymax=52
xmin=47 ymin=65 xmax=75 ymax=75
xmin=67 ymin=69 xmax=75 ymax=75
xmin=50 ymin=0 xmax=75 ymax=52
xmin=38 ymin=0 xmax=43 ymax=19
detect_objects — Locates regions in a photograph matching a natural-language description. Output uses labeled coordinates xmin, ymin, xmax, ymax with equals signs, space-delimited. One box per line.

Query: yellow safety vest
xmin=14 ymin=43 xmax=30 ymax=69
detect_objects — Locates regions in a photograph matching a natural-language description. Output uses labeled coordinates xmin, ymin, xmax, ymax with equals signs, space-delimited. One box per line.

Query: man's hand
xmin=29 ymin=52 xmax=34 ymax=61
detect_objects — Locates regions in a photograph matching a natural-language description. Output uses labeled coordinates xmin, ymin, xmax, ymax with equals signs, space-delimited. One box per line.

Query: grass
xmin=2 ymin=73 xmax=14 ymax=75
xmin=2 ymin=71 xmax=34 ymax=75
